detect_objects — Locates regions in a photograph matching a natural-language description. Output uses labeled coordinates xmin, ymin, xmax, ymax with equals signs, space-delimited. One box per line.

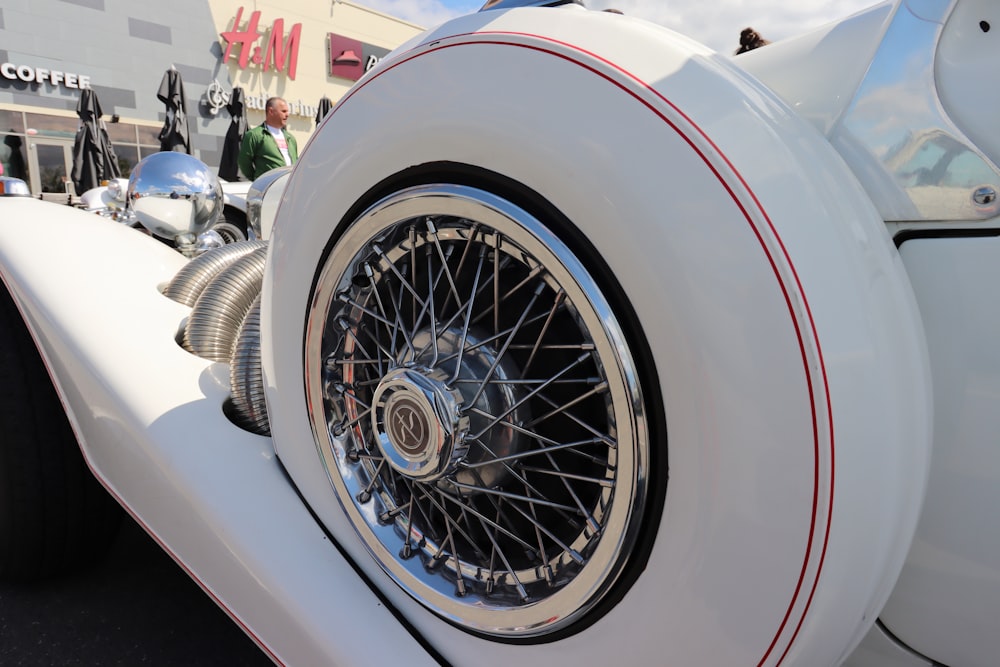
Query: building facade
xmin=0 ymin=0 xmax=423 ymax=195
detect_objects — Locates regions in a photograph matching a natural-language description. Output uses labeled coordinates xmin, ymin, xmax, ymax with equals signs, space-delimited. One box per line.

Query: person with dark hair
xmin=237 ymin=96 xmax=298 ymax=181
xmin=736 ymin=27 xmax=770 ymax=54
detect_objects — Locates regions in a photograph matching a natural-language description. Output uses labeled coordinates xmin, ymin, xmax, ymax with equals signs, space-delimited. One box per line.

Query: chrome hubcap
xmin=371 ymin=365 xmax=469 ymax=482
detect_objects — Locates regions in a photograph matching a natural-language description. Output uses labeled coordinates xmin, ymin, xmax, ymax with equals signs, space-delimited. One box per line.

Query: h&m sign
xmin=220 ymin=7 xmax=302 ymax=80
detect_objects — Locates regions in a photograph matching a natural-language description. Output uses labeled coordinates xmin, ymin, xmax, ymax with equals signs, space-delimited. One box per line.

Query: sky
xmin=351 ymin=0 xmax=884 ymax=53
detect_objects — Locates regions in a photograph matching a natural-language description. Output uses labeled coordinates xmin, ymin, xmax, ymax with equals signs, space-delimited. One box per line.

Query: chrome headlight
xmin=246 ymin=166 xmax=291 ymax=241
xmin=106 ymin=178 xmax=127 ymax=202
xmin=127 ymin=152 xmax=222 ymax=240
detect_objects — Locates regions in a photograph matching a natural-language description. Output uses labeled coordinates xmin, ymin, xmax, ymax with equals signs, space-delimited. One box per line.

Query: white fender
xmin=263 ymin=7 xmax=932 ymax=666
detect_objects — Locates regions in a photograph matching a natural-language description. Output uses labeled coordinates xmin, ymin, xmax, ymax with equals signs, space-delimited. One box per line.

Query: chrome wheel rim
xmin=212 ymin=220 xmax=248 ymax=244
xmin=305 ymin=184 xmax=649 ymax=637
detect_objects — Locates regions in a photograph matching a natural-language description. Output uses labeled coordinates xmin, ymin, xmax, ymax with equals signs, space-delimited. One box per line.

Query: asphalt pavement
xmin=0 ymin=515 xmax=273 ymax=666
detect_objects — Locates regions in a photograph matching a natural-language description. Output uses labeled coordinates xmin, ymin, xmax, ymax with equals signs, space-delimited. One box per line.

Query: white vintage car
xmin=0 ymin=1 xmax=995 ymax=665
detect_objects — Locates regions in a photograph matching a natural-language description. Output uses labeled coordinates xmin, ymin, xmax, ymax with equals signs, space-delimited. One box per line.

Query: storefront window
xmin=24 ymin=113 xmax=77 ymax=139
xmin=137 ymin=125 xmax=160 ymax=147
xmin=106 ymin=121 xmax=138 ymax=144
xmin=0 ymin=109 xmax=25 ymax=134
xmin=35 ymin=143 xmax=70 ymax=193
xmin=115 ymin=145 xmax=141 ymax=178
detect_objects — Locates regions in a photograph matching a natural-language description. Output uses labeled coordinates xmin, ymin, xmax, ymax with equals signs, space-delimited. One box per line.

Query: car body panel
xmin=884 ymin=235 xmax=1000 ymax=667
xmin=0 ymin=197 xmax=436 ymax=667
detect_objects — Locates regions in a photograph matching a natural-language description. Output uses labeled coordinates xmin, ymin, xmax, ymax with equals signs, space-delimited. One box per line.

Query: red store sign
xmin=328 ymin=33 xmax=391 ymax=82
xmin=220 ymin=7 xmax=301 ymax=80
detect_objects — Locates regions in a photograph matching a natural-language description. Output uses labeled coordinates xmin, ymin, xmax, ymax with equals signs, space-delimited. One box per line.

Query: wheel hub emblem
xmin=386 ymin=395 xmax=428 ymax=455
xmin=370 ymin=366 xmax=468 ymax=481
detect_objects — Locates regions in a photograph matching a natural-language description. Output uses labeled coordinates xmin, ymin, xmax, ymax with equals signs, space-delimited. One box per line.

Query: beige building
xmin=0 ymin=0 xmax=424 ymax=194
xmin=207 ymin=1 xmax=425 ymax=151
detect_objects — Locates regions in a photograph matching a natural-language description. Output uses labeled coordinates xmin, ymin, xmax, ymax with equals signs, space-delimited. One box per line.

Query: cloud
xmin=356 ymin=0 xmax=480 ymax=29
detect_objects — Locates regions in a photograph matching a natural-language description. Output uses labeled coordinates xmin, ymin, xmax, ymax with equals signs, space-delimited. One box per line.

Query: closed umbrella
xmin=71 ymin=88 xmax=121 ymax=195
xmin=315 ymin=96 xmax=333 ymax=128
xmin=157 ymin=67 xmax=190 ymax=153
xmin=219 ymin=87 xmax=247 ymax=181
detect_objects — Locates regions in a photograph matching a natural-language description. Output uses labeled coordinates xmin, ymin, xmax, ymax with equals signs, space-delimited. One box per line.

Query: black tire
xmin=0 ymin=283 xmax=123 ymax=581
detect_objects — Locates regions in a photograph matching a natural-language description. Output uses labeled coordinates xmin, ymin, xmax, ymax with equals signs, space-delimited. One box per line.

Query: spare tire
xmin=263 ymin=7 xmax=933 ymax=665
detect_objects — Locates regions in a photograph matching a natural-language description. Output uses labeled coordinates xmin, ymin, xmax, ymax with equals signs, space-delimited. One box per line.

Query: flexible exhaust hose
xmin=163 ymin=239 xmax=267 ymax=307
xmin=229 ymin=295 xmax=270 ymax=435
xmin=183 ymin=246 xmax=268 ymax=362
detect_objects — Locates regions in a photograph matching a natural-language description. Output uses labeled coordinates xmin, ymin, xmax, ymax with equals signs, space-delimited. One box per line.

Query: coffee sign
xmin=0 ymin=62 xmax=91 ymax=89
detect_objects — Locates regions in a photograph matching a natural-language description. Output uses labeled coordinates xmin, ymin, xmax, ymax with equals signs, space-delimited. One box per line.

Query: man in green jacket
xmin=237 ymin=97 xmax=299 ymax=181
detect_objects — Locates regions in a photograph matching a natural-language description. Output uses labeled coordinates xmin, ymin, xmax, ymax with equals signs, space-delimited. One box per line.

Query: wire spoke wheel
xmin=305 ymin=184 xmax=651 ymax=638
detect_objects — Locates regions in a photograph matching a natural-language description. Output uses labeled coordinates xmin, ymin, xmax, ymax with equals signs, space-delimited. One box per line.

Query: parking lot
xmin=0 ymin=515 xmax=272 ymax=665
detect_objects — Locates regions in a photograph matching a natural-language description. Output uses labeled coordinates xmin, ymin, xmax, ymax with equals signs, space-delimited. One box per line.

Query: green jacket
xmin=237 ymin=123 xmax=299 ymax=181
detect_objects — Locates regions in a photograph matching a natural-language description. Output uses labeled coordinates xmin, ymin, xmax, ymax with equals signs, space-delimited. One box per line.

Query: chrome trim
xmin=210 ymin=221 xmax=249 ymax=245
xmin=246 ymin=166 xmax=292 ymax=240
xmin=230 ymin=295 xmax=270 ymax=435
xmin=479 ymin=0 xmax=583 ymax=11
xmin=163 ymin=239 xmax=267 ymax=307
xmin=0 ymin=177 xmax=30 ymax=197
xmin=305 ymin=184 xmax=649 ymax=637
xmin=126 ymin=152 xmax=223 ymax=239
xmin=184 ymin=245 xmax=268 ymax=362
xmin=832 ymin=0 xmax=1000 ymax=221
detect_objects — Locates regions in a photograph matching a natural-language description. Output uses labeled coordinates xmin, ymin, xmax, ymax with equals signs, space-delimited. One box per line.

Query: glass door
xmin=27 ymin=138 xmax=74 ymax=196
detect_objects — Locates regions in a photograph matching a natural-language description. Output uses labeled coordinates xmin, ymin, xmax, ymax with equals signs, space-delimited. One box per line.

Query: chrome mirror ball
xmin=127 ymin=152 xmax=223 ymax=241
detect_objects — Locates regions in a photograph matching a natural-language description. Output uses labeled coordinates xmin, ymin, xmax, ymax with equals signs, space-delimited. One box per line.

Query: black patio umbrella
xmin=71 ymin=88 xmax=121 ymax=195
xmin=315 ymin=96 xmax=333 ymax=128
xmin=157 ymin=67 xmax=190 ymax=153
xmin=219 ymin=87 xmax=247 ymax=181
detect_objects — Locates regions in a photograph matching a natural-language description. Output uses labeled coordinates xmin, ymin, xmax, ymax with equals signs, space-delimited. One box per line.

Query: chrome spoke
xmin=337 ymin=387 xmax=372 ymax=411
xmin=364 ymin=262 xmax=392 ymax=376
xmin=384 ymin=263 xmax=417 ymax=361
xmin=341 ymin=316 xmax=396 ymax=366
xmin=466 ymin=406 xmax=611 ymax=466
xmin=409 ymin=226 xmax=419 ymax=331
xmin=448 ymin=481 xmax=581 ymax=513
xmin=526 ymin=381 xmax=609 ymax=428
xmin=459 ymin=437 xmax=607 ymax=469
xmin=468 ymin=351 xmax=594 ymax=440
xmin=535 ymin=392 xmax=619 ymax=448
xmin=543 ymin=451 xmax=601 ymax=536
xmin=336 ymin=292 xmax=396 ymax=331
xmin=432 ymin=488 xmax=538 ymax=554
xmin=452 ymin=376 xmax=601 ymax=386
xmin=447 ymin=246 xmax=488 ymax=384
xmin=439 ymin=309 xmax=554 ymax=370
xmin=475 ymin=499 xmax=529 ymax=602
xmin=465 ymin=281 xmax=548 ymax=409
xmin=518 ymin=465 xmax=614 ymax=488
xmin=522 ymin=289 xmax=565 ymax=376
xmin=467 ymin=436 xmax=576 ymax=514
xmin=426 ymin=218 xmax=463 ymax=312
